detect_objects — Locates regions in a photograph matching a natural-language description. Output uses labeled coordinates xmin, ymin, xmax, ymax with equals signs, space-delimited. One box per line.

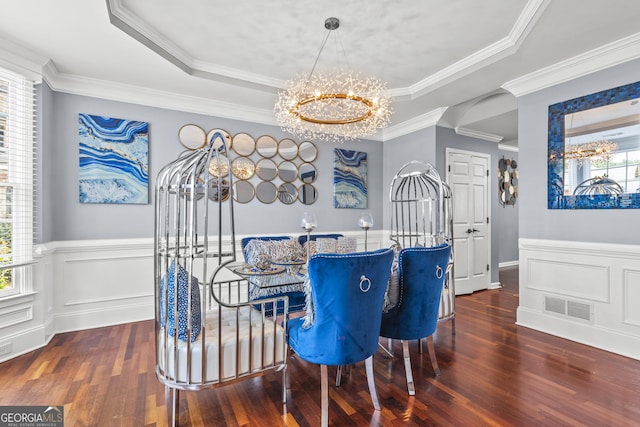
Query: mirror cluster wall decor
xmin=548 ymin=80 xmax=640 ymax=209
xmin=177 ymin=127 xmax=318 ymax=205
xmin=498 ymin=157 xmax=518 ymax=207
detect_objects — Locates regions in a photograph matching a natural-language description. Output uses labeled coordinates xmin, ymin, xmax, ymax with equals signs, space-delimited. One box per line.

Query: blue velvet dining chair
xmin=379 ymin=244 xmax=451 ymax=396
xmin=287 ymin=248 xmax=394 ymax=427
xmin=241 ymin=236 xmax=306 ymax=314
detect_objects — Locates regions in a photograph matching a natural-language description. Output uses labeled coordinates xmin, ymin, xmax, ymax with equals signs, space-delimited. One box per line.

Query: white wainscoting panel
xmin=52 ymin=239 xmax=155 ymax=333
xmin=2 ymin=231 xmax=376 ymax=362
xmin=518 ymin=238 xmax=640 ymax=360
xmin=623 ymin=268 xmax=640 ymax=327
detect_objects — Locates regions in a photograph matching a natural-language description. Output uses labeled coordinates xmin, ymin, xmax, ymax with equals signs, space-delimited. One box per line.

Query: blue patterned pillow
xmin=160 ymin=262 xmax=201 ymax=342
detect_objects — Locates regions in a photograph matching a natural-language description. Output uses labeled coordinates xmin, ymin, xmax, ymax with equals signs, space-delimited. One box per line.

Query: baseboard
xmin=54 ymin=300 xmax=154 ymax=334
xmin=0 ymin=324 xmax=54 ymax=364
xmin=499 ymin=260 xmax=519 ymax=268
xmin=516 ymin=306 xmax=640 ymax=361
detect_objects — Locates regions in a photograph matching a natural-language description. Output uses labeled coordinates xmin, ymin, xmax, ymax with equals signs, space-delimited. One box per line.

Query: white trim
xmin=42 ymin=64 xmax=279 ymax=126
xmin=498 ymin=144 xmax=519 ymax=153
xmin=454 ymin=127 xmax=504 ymax=143
xmin=503 ymin=31 xmax=640 ymax=97
xmin=382 ymin=108 xmax=448 ymax=141
xmin=499 ymin=260 xmax=519 ymax=268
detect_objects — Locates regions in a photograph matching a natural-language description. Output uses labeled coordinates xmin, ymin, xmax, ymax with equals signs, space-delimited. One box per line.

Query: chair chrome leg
xmin=321 ymin=364 xmax=329 ymax=427
xmin=426 ymin=335 xmax=441 ymax=375
xmin=165 ymin=386 xmax=179 ymax=427
xmin=365 ymin=356 xmax=381 ymax=410
xmin=377 ymin=342 xmax=394 ymax=358
xmin=335 ymin=365 xmax=342 ymax=387
xmin=401 ymin=340 xmax=416 ymax=396
xmin=282 ymin=364 xmax=288 ymax=404
xmin=418 ymin=337 xmax=424 ymax=354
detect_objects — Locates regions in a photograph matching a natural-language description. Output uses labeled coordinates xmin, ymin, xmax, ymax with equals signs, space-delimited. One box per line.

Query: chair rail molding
xmin=518 ymin=238 xmax=640 ymax=361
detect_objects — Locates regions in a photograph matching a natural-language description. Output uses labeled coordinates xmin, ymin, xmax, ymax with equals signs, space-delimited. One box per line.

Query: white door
xmin=446 ymin=149 xmax=491 ymax=295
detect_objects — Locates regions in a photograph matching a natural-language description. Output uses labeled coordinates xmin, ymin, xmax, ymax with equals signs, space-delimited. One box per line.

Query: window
xmin=0 ymin=66 xmax=36 ymax=298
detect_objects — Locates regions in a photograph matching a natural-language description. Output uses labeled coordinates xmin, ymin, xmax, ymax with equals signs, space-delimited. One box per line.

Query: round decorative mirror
xmin=298 ymin=184 xmax=317 ymax=205
xmin=256 ymin=135 xmax=278 ymax=158
xmin=231 ymin=157 xmax=255 ymax=180
xmin=233 ymin=180 xmax=255 ymax=203
xmin=298 ymin=141 xmax=318 ymax=162
xmin=232 ymin=133 xmax=255 ymax=156
xmin=207 ymin=178 xmax=230 ymax=202
xmin=206 ymin=128 xmax=231 ymax=152
xmin=278 ymin=160 xmax=298 ymax=182
xmin=298 ymin=162 xmax=317 ymax=184
xmin=255 ymin=158 xmax=278 ymax=181
xmin=256 ymin=181 xmax=278 ymax=204
xmin=208 ymin=155 xmax=230 ymax=178
xmin=277 ymin=183 xmax=298 ymax=205
xmin=178 ymin=124 xmax=206 ymax=150
xmin=278 ymin=138 xmax=298 ymax=160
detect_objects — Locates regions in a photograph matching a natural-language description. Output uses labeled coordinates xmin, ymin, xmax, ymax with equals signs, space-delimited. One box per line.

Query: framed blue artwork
xmin=333 ymin=148 xmax=367 ymax=209
xmin=79 ymin=114 xmax=149 ymax=204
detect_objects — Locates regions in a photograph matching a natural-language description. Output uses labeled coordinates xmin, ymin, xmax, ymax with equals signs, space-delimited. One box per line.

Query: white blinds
xmin=0 ymin=66 xmax=36 ymax=295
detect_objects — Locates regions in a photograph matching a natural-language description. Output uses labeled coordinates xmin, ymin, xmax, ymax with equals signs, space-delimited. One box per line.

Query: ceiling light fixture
xmin=274 ymin=17 xmax=392 ymax=142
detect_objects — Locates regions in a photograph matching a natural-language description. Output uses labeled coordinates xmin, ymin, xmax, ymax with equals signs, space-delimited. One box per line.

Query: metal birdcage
xmin=154 ymin=130 xmax=288 ymax=425
xmin=389 ymin=160 xmax=456 ymax=328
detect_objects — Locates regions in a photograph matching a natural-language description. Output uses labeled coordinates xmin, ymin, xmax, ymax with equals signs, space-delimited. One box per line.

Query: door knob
xmin=466 ymin=228 xmax=473 ymax=234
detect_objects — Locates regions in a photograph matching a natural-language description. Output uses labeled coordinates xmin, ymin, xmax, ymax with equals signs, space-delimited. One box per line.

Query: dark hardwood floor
xmin=2 ymin=267 xmax=640 ymax=426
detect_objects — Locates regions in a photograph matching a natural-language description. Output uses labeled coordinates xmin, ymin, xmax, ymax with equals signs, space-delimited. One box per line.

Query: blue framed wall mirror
xmin=548 ymin=80 xmax=640 ymax=209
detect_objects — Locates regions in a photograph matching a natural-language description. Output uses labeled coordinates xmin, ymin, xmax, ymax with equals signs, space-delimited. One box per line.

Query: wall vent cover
xmin=567 ymin=300 xmax=592 ymax=321
xmin=544 ymin=296 xmax=566 ymax=315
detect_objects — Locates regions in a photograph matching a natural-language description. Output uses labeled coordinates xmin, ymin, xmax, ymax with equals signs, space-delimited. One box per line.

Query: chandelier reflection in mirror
xmin=274 ymin=17 xmax=392 ymax=142
xmin=565 ymin=139 xmax=618 ymax=162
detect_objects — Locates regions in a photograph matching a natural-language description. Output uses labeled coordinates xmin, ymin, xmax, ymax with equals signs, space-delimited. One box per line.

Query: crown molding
xmin=382 ymin=108 xmax=448 ymax=141
xmin=502 ymin=31 xmax=640 ymax=97
xmin=106 ymin=0 xmax=284 ymax=92
xmin=498 ymin=143 xmax=519 ymax=152
xmin=407 ymin=0 xmax=549 ymax=99
xmin=454 ymin=127 xmax=503 ymax=143
xmin=0 ymin=38 xmax=48 ymax=82
xmin=43 ymin=63 xmax=278 ymax=126
xmin=106 ymin=0 xmax=548 ymax=101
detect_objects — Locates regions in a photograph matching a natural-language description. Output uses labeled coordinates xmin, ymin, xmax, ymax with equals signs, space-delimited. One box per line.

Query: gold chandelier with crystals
xmin=274 ymin=18 xmax=392 ymax=142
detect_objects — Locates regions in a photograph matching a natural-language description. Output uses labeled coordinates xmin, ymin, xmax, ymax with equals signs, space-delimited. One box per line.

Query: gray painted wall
xmin=45 ymin=89 xmax=384 ymax=241
xmin=381 ymin=126 xmax=437 ymax=234
xmin=435 ymin=127 xmax=519 ymax=282
xmin=518 ymin=57 xmax=640 ymax=245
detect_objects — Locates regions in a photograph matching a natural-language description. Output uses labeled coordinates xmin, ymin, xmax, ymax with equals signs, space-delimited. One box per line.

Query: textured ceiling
xmin=2 ymin=0 xmax=640 ymax=144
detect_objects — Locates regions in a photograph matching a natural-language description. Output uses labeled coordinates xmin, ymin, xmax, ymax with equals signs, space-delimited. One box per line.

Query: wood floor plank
xmin=1 ymin=266 xmax=640 ymax=425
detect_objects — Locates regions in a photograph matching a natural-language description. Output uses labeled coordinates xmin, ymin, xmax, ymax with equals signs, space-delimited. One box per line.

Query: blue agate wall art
xmin=79 ymin=114 xmax=149 ymax=204
xmin=333 ymin=148 xmax=367 ymax=209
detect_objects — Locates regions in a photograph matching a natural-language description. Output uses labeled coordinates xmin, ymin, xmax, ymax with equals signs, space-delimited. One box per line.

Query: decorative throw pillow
xmin=160 ymin=262 xmax=201 ymax=342
xmin=383 ymin=244 xmax=401 ymax=312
